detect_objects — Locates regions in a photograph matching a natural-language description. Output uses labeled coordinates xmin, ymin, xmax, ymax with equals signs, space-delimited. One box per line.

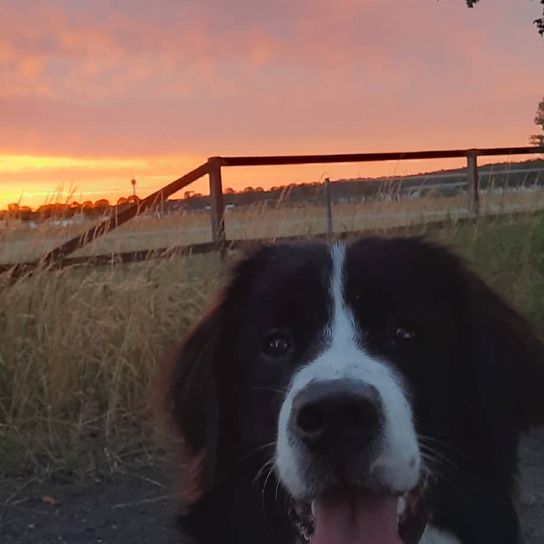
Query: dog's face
xmin=166 ymin=237 xmax=544 ymax=544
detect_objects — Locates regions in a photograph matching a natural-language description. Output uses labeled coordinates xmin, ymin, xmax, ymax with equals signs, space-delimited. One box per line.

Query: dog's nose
xmin=292 ymin=381 xmax=382 ymax=455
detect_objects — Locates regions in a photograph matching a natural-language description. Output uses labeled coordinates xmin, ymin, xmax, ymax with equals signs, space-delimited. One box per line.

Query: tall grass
xmin=0 ymin=254 xmax=221 ymax=478
xmin=1 ymin=212 xmax=544 ymax=479
xmin=2 ymin=187 xmax=544 ymax=264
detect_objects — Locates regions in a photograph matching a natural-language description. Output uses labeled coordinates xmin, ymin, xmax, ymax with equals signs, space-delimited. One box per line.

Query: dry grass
xmin=2 ymin=188 xmax=544 ymax=264
xmin=0 ymin=253 xmax=222 ymax=477
xmin=1 ymin=207 xmax=544 ymax=479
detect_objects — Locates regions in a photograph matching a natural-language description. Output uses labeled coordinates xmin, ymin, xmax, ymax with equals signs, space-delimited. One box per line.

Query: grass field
xmin=2 ymin=187 xmax=544 ymax=264
xmin=1 ymin=204 xmax=544 ymax=481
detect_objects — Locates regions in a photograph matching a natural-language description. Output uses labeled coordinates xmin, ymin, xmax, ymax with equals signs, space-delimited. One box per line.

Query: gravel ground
xmin=1 ymin=430 xmax=543 ymax=544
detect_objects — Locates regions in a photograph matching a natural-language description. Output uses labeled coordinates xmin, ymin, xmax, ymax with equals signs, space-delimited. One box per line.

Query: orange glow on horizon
xmin=1 ymin=151 xmax=541 ymax=211
xmin=0 ymin=153 xmax=203 ymax=209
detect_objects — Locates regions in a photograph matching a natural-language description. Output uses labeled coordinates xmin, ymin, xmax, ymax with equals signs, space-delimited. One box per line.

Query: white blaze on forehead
xmin=276 ymin=242 xmax=421 ymax=498
xmin=327 ymin=243 xmax=356 ymax=352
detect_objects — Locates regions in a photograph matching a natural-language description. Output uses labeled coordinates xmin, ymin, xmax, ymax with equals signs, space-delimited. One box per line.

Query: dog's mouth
xmin=289 ymin=481 xmax=429 ymax=544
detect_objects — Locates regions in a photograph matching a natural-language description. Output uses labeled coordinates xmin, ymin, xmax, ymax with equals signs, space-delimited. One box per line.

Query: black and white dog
xmin=165 ymin=237 xmax=544 ymax=544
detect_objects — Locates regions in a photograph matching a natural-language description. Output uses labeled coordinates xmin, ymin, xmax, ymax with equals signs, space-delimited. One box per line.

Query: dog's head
xmin=165 ymin=237 xmax=544 ymax=543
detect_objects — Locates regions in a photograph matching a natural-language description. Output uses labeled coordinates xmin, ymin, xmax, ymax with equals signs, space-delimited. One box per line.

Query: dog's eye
xmin=263 ymin=333 xmax=291 ymax=357
xmin=393 ymin=326 xmax=416 ymax=343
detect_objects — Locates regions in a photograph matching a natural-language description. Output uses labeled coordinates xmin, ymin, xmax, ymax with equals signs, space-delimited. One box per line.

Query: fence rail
xmin=3 ymin=206 xmax=544 ymax=276
xmin=215 ymin=146 xmax=543 ymax=167
xmin=3 ymin=145 xmax=544 ymax=280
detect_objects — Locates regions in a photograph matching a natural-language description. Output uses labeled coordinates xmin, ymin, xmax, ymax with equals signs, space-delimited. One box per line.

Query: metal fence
xmin=3 ymin=145 xmax=544 ymax=278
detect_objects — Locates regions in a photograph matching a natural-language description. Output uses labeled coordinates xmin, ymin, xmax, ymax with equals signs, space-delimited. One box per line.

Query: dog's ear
xmin=450 ymin=252 xmax=544 ymax=430
xmin=165 ymin=296 xmax=224 ymax=504
xmin=162 ymin=248 xmax=263 ymax=505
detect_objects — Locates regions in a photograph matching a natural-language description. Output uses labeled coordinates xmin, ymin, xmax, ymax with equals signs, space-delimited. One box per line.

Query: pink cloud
xmin=0 ymin=0 xmax=542 ymax=163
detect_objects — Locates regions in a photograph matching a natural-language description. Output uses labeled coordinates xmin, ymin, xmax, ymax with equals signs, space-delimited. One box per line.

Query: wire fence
xmin=2 ymin=145 xmax=543 ymax=280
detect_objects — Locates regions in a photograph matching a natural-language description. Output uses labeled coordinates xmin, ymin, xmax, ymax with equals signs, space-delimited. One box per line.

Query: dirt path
xmin=0 ymin=467 xmax=180 ymax=544
xmin=1 ymin=430 xmax=543 ymax=544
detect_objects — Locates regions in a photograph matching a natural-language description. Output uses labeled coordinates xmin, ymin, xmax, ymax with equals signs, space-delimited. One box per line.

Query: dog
xmin=164 ymin=237 xmax=544 ymax=544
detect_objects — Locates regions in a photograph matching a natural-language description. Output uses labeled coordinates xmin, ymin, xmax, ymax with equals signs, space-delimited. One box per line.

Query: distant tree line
xmin=181 ymin=159 xmax=544 ymax=212
xmin=0 ymin=195 xmax=141 ymax=221
xmin=3 ymin=159 xmax=544 ymax=221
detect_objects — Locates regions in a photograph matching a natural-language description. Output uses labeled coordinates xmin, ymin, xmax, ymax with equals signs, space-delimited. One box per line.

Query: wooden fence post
xmin=467 ymin=150 xmax=480 ymax=217
xmin=208 ymin=157 xmax=226 ymax=248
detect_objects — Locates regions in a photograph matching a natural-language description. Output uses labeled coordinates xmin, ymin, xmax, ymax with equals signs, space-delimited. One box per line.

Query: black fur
xmin=164 ymin=237 xmax=544 ymax=544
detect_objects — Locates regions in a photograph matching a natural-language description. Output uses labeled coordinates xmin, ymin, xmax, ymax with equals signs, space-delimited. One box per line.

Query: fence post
xmin=467 ymin=150 xmax=480 ymax=217
xmin=208 ymin=157 xmax=226 ymax=248
xmin=324 ymin=177 xmax=333 ymax=237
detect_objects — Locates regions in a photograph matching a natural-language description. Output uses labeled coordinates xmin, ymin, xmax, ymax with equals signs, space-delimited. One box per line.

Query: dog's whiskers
xmin=419 ymin=445 xmax=460 ymax=479
xmin=247 ymin=386 xmax=287 ymax=396
xmin=216 ymin=442 xmax=276 ymax=487
xmin=262 ymin=461 xmax=278 ymax=495
xmin=418 ymin=434 xmax=468 ymax=461
xmin=253 ymin=458 xmax=276 ymax=487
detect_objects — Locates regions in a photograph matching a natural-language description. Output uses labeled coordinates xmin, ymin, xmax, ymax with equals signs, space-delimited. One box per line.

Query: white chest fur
xmin=421 ymin=525 xmax=462 ymax=544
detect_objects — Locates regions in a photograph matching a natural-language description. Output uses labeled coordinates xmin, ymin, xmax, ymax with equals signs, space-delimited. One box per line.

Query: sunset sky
xmin=1 ymin=0 xmax=543 ymax=210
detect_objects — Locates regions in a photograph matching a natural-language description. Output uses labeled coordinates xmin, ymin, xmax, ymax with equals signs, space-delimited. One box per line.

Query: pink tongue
xmin=312 ymin=490 xmax=402 ymax=544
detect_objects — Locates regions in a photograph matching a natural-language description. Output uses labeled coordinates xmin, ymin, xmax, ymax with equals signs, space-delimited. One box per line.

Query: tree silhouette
xmin=530 ymin=97 xmax=544 ymax=146
xmin=94 ymin=199 xmax=110 ymax=209
xmin=127 ymin=195 xmax=141 ymax=205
